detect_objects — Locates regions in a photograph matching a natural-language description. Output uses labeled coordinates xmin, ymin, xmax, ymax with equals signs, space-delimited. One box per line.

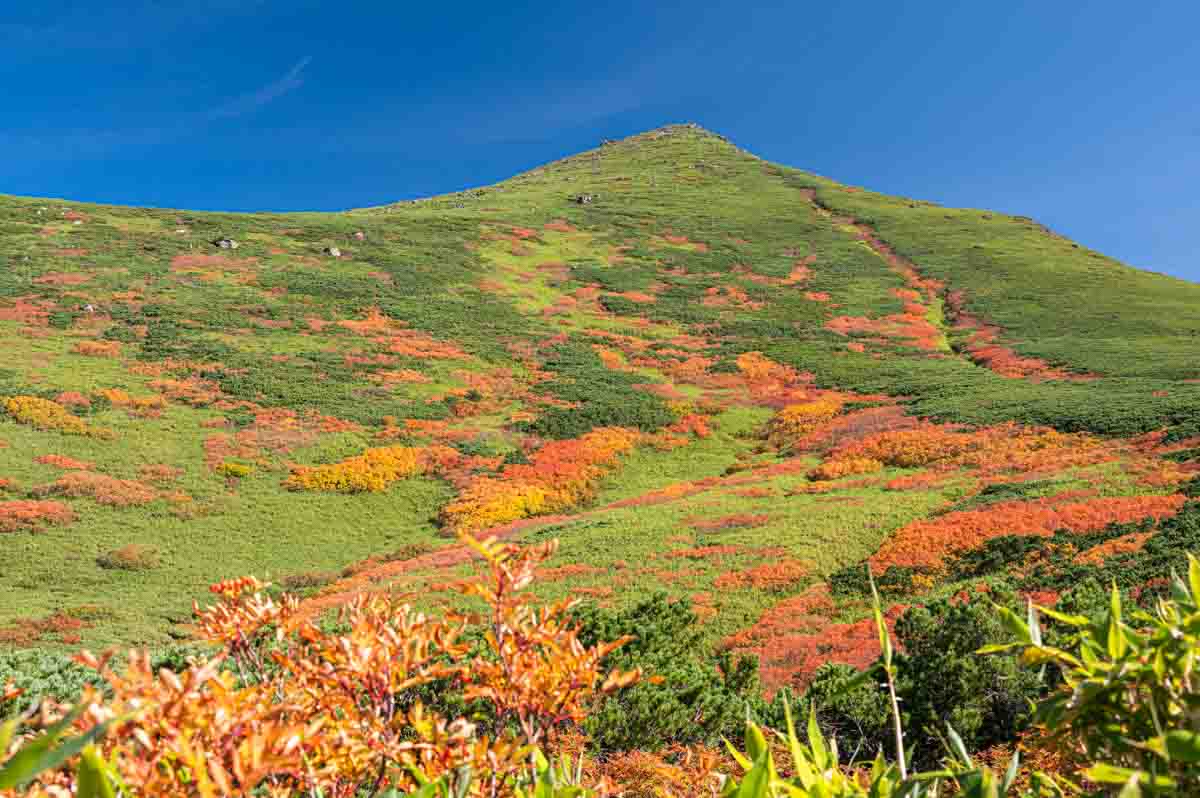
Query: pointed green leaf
xmin=1165 ymin=730 xmax=1200 ymax=762
xmin=807 ymin=706 xmax=829 ymax=770
xmin=744 ymin=721 xmax=770 ymax=763
xmin=733 ymin=749 xmax=771 ymax=798
xmin=1188 ymin=553 xmax=1200 ymax=605
xmin=945 ymin=724 xmax=972 ymax=767
xmin=723 ymin=737 xmax=753 ymax=772
xmin=1036 ymin=605 xmax=1090 ymax=627
xmin=993 ymin=604 xmax=1032 ymax=644
xmin=1116 ymin=773 xmax=1142 ymax=798
xmin=75 ymin=745 xmax=117 ymax=798
xmin=1107 ymin=583 xmax=1127 ymax=660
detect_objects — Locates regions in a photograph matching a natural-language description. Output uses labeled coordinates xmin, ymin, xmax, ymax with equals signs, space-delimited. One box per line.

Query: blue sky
xmin=2 ymin=1 xmax=1197 ymax=281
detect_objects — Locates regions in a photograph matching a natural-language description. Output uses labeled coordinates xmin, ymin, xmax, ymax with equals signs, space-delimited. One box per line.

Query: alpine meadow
xmin=3 ymin=125 xmax=1200 ymax=796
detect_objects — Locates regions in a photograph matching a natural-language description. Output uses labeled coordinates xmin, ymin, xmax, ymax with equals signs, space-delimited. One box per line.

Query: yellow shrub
xmin=285 ymin=445 xmax=427 ymax=493
xmin=2 ymin=395 xmax=111 ymax=438
xmin=808 ymin=457 xmax=883 ymax=481
xmin=768 ymin=399 xmax=844 ymax=443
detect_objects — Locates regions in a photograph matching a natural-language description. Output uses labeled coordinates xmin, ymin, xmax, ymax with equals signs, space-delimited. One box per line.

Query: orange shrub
xmin=34 ymin=454 xmax=95 ymax=470
xmin=0 ymin=499 xmax=75 ymax=533
xmin=870 ymin=494 xmax=1188 ymax=571
xmin=34 ymin=471 xmax=157 ymax=507
xmin=6 ymin=537 xmax=641 ymax=796
xmin=72 ymin=340 xmax=122 ymax=357
xmin=3 ymin=395 xmax=111 ymax=437
xmin=441 ymin=427 xmax=639 ymax=534
xmin=807 ymin=457 xmax=883 ymax=481
xmin=713 ymin=559 xmax=809 ymax=591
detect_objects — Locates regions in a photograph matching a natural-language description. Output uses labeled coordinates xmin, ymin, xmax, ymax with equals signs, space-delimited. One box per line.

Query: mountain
xmin=1 ymin=123 xmax=1197 ymax=676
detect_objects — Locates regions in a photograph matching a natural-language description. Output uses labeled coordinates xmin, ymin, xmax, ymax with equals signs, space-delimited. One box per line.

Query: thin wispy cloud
xmin=206 ymin=56 xmax=312 ymax=120
xmin=0 ymin=57 xmax=313 ymax=166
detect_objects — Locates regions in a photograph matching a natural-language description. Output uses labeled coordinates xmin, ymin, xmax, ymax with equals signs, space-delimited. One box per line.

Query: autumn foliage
xmin=869 ymin=493 xmax=1187 ymax=571
xmin=2 ymin=396 xmax=111 ymax=438
xmin=0 ymin=499 xmax=76 ymax=533
xmin=442 ymin=427 xmax=639 ymax=534
xmin=284 ymin=444 xmax=460 ymax=493
xmin=4 ymin=536 xmax=640 ymax=797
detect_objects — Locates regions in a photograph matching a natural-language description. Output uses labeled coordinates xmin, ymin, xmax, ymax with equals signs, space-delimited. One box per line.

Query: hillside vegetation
xmin=2 ymin=124 xmax=1200 ymax=792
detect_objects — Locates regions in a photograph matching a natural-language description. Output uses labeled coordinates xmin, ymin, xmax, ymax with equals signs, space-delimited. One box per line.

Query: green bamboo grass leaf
xmin=1165 ymin=730 xmax=1200 ymax=762
xmin=75 ymin=745 xmax=117 ymax=798
xmin=1107 ymin=583 xmax=1127 ymax=660
xmin=1188 ymin=554 xmax=1200 ymax=604
xmin=992 ymin=604 xmax=1032 ymax=644
xmin=1001 ymin=749 xmax=1020 ymax=792
xmin=807 ymin=706 xmax=829 ymax=771
xmin=1085 ymin=762 xmax=1175 ymax=789
xmin=946 ymin=724 xmax=972 ymax=768
xmin=867 ymin=565 xmax=893 ymax=668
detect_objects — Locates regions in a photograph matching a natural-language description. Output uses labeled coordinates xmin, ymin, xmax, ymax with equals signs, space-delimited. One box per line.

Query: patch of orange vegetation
xmin=0 ymin=296 xmax=56 ymax=325
xmin=34 ymin=454 xmax=94 ymax=470
xmin=72 ymin=340 xmax=121 ymax=357
xmin=442 ymin=427 xmax=640 ymax=534
xmin=53 ymin=391 xmax=91 ymax=408
xmin=720 ymin=584 xmax=899 ymax=692
xmin=1075 ymin=531 xmax=1155 ymax=566
xmin=34 ymin=271 xmax=92 ymax=286
xmin=808 ymin=457 xmax=883 ymax=481
xmin=701 ymin=285 xmax=764 ymax=311
xmin=713 ymin=559 xmax=809 ymax=591
xmin=871 ymin=494 xmax=1187 ymax=571
xmin=34 ymin=471 xmax=157 ymax=507
xmin=285 ymin=444 xmax=458 ymax=493
xmin=0 ymin=499 xmax=76 ymax=533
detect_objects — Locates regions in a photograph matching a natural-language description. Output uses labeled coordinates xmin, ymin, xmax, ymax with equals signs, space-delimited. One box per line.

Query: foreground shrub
xmin=987 ymin=554 xmax=1200 ymax=793
xmin=573 ymin=594 xmax=766 ymax=752
xmin=1 ymin=536 xmax=641 ymax=796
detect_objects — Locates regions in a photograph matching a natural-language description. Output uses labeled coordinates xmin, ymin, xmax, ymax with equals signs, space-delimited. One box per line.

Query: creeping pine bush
xmin=572 ymin=594 xmax=767 ymax=751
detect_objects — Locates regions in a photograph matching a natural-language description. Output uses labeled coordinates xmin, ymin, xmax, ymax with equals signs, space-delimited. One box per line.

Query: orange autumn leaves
xmin=442 ymin=427 xmax=640 ymax=533
xmin=285 ymin=427 xmax=644 ymax=535
xmin=870 ymin=494 xmax=1186 ymax=572
xmin=806 ymin=419 xmax=1117 ymax=480
xmin=8 ymin=537 xmax=641 ymax=797
xmin=0 ymin=499 xmax=75 ymax=533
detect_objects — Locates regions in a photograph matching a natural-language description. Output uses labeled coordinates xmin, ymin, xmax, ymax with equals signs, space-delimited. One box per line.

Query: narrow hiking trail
xmin=797 ymin=188 xmax=1098 ymax=383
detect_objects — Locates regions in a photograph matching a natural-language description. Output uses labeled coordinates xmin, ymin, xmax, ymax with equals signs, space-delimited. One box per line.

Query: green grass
xmin=1 ymin=123 xmax=1197 ymax=650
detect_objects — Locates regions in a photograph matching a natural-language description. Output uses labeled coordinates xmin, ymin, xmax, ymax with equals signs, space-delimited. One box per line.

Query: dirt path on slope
xmin=797 ymin=188 xmax=1097 ymax=382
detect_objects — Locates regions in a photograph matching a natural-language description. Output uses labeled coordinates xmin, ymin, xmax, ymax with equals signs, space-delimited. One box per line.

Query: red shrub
xmin=870 ymin=494 xmax=1187 ymax=571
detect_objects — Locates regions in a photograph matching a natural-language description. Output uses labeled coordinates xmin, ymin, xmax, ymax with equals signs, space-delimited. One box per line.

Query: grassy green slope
xmin=0 ymin=124 xmax=1196 ymax=648
xmin=792 ymin=172 xmax=1200 ymax=380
